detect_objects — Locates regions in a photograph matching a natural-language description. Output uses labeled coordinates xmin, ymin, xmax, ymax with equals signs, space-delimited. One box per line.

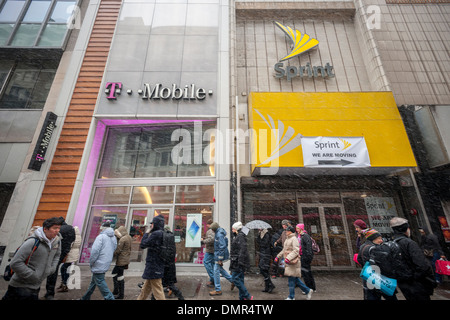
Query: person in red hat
xmin=353 ymin=219 xmax=367 ymax=250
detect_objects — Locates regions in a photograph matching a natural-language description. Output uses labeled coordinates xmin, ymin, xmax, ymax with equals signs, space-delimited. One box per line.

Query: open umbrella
xmin=245 ymin=220 xmax=272 ymax=230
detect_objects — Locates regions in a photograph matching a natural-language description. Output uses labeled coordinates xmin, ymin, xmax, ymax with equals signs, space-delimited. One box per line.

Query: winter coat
xmin=114 ymin=226 xmax=132 ymax=267
xmin=65 ymin=226 xmax=81 ymax=263
xmin=162 ymin=230 xmax=177 ymax=287
xmin=213 ymin=227 xmax=230 ymax=262
xmin=257 ymin=229 xmax=272 ymax=271
xmin=230 ymin=231 xmax=250 ymax=273
xmin=419 ymin=227 xmax=444 ymax=257
xmin=300 ymin=232 xmax=314 ymax=265
xmin=59 ymin=222 xmax=75 ymax=262
xmin=140 ymin=214 xmax=165 ymax=279
xmin=203 ymin=228 xmax=215 ymax=254
xmin=392 ymin=232 xmax=433 ymax=281
xmin=271 ymin=228 xmax=283 ymax=256
xmin=89 ymin=227 xmax=117 ymax=274
xmin=277 ymin=233 xmax=301 ymax=278
xmin=9 ymin=228 xmax=61 ymax=290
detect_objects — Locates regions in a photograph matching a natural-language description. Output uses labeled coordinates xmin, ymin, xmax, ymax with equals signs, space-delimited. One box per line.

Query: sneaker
xmin=209 ymin=290 xmax=222 ymax=296
xmin=285 ymin=297 xmax=295 ymax=300
xmin=306 ymin=290 xmax=313 ymax=300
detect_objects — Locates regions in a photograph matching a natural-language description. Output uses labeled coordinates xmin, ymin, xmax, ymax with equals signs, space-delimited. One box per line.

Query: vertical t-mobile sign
xmin=28 ymin=112 xmax=58 ymax=171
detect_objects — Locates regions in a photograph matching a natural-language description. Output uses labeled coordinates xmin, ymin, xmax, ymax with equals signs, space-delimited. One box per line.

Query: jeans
xmin=231 ymin=270 xmax=251 ymax=300
xmin=2 ymin=285 xmax=40 ymax=300
xmin=203 ymin=252 xmax=215 ymax=282
xmin=81 ymin=273 xmax=115 ymax=300
xmin=213 ymin=261 xmax=232 ymax=291
xmin=60 ymin=263 xmax=72 ymax=285
xmin=288 ymin=276 xmax=310 ymax=299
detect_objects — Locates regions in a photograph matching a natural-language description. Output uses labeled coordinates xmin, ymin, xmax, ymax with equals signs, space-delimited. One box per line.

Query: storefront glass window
xmin=98 ymin=123 xmax=215 ymax=179
xmin=80 ymin=206 xmax=127 ymax=263
xmin=131 ymin=185 xmax=175 ymax=204
xmin=92 ymin=186 xmax=131 ymax=205
xmin=175 ymin=185 xmax=214 ymax=204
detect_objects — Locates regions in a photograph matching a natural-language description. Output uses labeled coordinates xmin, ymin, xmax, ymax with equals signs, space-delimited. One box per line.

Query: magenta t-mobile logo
xmin=105 ymin=82 xmax=122 ymax=100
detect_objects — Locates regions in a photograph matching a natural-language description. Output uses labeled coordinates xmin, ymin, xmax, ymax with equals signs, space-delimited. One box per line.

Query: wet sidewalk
xmin=1 ymin=267 xmax=449 ymax=301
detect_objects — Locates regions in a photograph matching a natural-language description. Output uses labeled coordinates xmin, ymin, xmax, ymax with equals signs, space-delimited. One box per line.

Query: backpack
xmin=160 ymin=231 xmax=176 ymax=264
xmin=311 ymin=238 xmax=320 ymax=254
xmin=3 ymin=237 xmax=40 ymax=281
xmin=368 ymin=238 xmax=409 ymax=280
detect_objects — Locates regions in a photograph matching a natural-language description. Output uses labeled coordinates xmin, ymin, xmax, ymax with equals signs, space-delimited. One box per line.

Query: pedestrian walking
xmin=42 ymin=217 xmax=75 ymax=300
xmin=137 ymin=215 xmax=166 ymax=300
xmin=201 ymin=219 xmax=215 ymax=288
xmin=270 ymin=226 xmax=284 ymax=278
xmin=230 ymin=222 xmax=252 ymax=300
xmin=2 ymin=217 xmax=63 ymax=300
xmin=57 ymin=225 xmax=81 ymax=293
xmin=257 ymin=228 xmax=275 ymax=293
xmin=418 ymin=226 xmax=446 ymax=284
xmin=390 ymin=217 xmax=436 ymax=300
xmin=276 ymin=226 xmax=312 ymax=300
xmin=357 ymin=228 xmax=398 ymax=300
xmin=162 ymin=225 xmax=184 ymax=300
xmin=112 ymin=225 xmax=132 ymax=299
xmin=296 ymin=223 xmax=316 ymax=292
xmin=209 ymin=222 xmax=234 ymax=296
xmin=353 ymin=219 xmax=367 ymax=251
xmin=80 ymin=222 xmax=117 ymax=300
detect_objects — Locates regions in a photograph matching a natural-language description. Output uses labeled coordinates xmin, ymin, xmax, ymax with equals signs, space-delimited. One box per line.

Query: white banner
xmin=185 ymin=214 xmax=202 ymax=247
xmin=365 ymin=197 xmax=398 ymax=234
xmin=302 ymin=136 xmax=371 ymax=167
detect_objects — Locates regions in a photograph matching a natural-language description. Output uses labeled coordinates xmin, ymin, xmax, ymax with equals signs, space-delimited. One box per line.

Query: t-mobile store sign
xmin=105 ymin=82 xmax=214 ymax=101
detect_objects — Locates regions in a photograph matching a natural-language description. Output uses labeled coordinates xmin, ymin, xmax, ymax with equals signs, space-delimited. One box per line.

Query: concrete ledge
xmin=236 ymin=1 xmax=356 ymax=20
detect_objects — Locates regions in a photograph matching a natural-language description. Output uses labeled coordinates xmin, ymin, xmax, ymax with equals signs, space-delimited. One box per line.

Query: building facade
xmin=0 ymin=0 xmax=449 ymax=273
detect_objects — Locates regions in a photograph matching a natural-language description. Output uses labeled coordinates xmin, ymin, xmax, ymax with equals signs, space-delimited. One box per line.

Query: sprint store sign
xmin=302 ymin=136 xmax=371 ymax=167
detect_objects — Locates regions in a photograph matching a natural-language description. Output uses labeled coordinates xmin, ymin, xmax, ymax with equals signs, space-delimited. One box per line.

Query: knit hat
xmin=363 ymin=228 xmax=381 ymax=241
xmin=296 ymin=223 xmax=305 ymax=231
xmin=281 ymin=220 xmax=291 ymax=226
xmin=210 ymin=222 xmax=219 ymax=231
xmin=232 ymin=222 xmax=243 ymax=231
xmin=353 ymin=219 xmax=367 ymax=229
xmin=390 ymin=217 xmax=409 ymax=232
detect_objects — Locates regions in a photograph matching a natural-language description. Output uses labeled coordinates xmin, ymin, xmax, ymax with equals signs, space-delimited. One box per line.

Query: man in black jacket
xmin=257 ymin=228 xmax=275 ymax=293
xmin=390 ymin=217 xmax=435 ymax=300
xmin=230 ymin=222 xmax=252 ymax=300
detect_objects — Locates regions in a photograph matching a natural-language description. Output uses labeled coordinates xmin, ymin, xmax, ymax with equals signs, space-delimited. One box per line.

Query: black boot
xmin=112 ymin=276 xmax=119 ymax=296
xmin=114 ymin=280 xmax=124 ymax=300
xmin=267 ymin=281 xmax=275 ymax=293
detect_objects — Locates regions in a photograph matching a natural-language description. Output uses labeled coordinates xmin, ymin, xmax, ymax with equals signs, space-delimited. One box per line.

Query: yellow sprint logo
xmin=274 ymin=21 xmax=319 ymax=61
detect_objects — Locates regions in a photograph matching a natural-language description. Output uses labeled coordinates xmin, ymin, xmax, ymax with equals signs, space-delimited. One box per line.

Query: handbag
xmin=360 ymin=262 xmax=397 ymax=296
xmin=435 ymin=259 xmax=450 ymax=276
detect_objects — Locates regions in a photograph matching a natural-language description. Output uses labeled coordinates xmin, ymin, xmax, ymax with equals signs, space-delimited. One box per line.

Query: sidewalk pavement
xmin=1 ymin=266 xmax=449 ymax=301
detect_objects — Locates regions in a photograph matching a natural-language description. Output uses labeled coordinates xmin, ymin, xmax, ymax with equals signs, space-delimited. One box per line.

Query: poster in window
xmin=364 ymin=197 xmax=398 ymax=234
xmin=186 ymin=214 xmax=202 ymax=247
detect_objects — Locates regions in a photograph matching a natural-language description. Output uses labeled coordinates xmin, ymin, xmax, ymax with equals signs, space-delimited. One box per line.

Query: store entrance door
xmin=298 ymin=204 xmax=353 ymax=268
xmin=127 ymin=207 xmax=173 ymax=266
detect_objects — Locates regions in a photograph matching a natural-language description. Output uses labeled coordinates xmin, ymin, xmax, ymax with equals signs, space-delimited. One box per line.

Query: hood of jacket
xmin=216 ymin=227 xmax=227 ymax=238
xmin=152 ymin=215 xmax=165 ymax=232
xmin=115 ymin=226 xmax=129 ymax=239
xmin=101 ymin=227 xmax=115 ymax=238
xmin=34 ymin=227 xmax=61 ymax=249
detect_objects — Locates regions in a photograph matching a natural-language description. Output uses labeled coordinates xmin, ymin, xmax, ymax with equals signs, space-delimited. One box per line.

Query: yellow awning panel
xmin=249 ymin=92 xmax=417 ymax=172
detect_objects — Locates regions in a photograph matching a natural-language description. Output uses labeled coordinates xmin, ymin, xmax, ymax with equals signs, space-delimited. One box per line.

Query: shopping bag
xmin=435 ymin=259 xmax=450 ymax=275
xmin=360 ymin=262 xmax=397 ymax=296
